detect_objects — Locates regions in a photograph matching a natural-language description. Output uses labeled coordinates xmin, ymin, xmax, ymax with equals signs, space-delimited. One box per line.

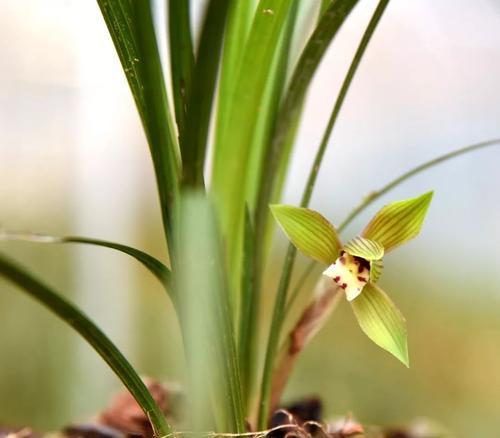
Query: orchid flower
xmin=271 ymin=191 xmax=433 ymax=366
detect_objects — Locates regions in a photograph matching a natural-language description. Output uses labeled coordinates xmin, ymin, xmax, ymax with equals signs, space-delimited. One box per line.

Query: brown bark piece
xmin=97 ymin=380 xmax=171 ymax=438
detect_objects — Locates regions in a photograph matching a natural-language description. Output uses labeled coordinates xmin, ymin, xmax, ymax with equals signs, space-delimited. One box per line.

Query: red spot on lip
xmin=357 ymin=276 xmax=367 ymax=283
xmin=341 ymin=283 xmax=348 ymax=289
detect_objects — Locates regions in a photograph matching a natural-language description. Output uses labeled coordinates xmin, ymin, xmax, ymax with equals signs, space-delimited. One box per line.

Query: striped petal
xmin=362 ymin=191 xmax=433 ymax=252
xmin=369 ymin=258 xmax=384 ymax=283
xmin=271 ymin=205 xmax=341 ymax=265
xmin=343 ymin=237 xmax=384 ymax=283
xmin=351 ymin=282 xmax=409 ymax=366
xmin=344 ymin=236 xmax=384 ymax=260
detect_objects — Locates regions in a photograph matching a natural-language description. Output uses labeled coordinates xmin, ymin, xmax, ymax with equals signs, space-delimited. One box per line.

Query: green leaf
xmin=362 ymin=191 xmax=433 ymax=252
xmin=0 ymin=231 xmax=174 ymax=304
xmin=169 ymin=0 xmax=194 ymax=143
xmin=238 ymin=206 xmax=256 ymax=405
xmin=254 ymin=0 xmax=359 ymax=238
xmin=0 ymin=253 xmax=172 ymax=436
xmin=212 ymin=0 xmax=297 ymax=259
xmin=298 ymin=0 xmax=390 ymax=212
xmin=351 ymin=282 xmax=408 ymax=367
xmin=344 ymin=236 xmax=384 ymax=260
xmin=246 ymin=2 xmax=299 ymax=215
xmin=174 ymin=191 xmax=244 ymax=433
xmin=97 ymin=0 xmax=180 ymax=239
xmin=236 ymin=3 xmax=299 ymax=406
xmin=320 ymin=0 xmax=332 ymax=17
xmin=257 ymin=244 xmax=296 ymax=428
xmin=270 ymin=205 xmax=340 ymax=265
xmin=213 ymin=0 xmax=255 ymax=164
xmin=182 ymin=0 xmax=231 ymax=186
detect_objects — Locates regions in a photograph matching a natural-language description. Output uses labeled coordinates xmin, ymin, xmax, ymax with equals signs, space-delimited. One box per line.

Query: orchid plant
xmin=0 ymin=0 xmax=498 ymax=435
xmin=271 ymin=191 xmax=433 ymax=366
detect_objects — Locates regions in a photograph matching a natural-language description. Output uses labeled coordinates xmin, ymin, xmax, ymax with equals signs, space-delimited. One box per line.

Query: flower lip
xmin=323 ymin=250 xmax=370 ymax=301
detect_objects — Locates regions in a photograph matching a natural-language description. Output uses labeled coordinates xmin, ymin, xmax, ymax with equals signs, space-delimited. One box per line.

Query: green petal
xmin=344 ymin=236 xmax=384 ymax=260
xmin=362 ymin=191 xmax=433 ymax=252
xmin=351 ymin=283 xmax=409 ymax=367
xmin=343 ymin=237 xmax=384 ymax=283
xmin=270 ymin=205 xmax=341 ymax=265
xmin=369 ymin=258 xmax=384 ymax=283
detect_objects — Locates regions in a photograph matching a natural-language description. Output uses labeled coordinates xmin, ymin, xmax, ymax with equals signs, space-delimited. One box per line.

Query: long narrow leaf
xmin=320 ymin=0 xmax=332 ymax=17
xmin=97 ymin=0 xmax=180 ymax=240
xmin=254 ymin=0 xmax=360 ymax=237
xmin=257 ymin=244 xmax=296 ymax=429
xmin=169 ymin=0 xmax=195 ymax=143
xmin=238 ymin=207 xmax=256 ymax=404
xmin=174 ymin=192 xmax=245 ymax=433
xmin=0 ymin=254 xmax=172 ymax=437
xmin=237 ymin=2 xmax=300 ymax=407
xmin=214 ymin=0 xmax=256 ymax=167
xmin=182 ymin=0 xmax=231 ymax=186
xmin=212 ymin=0 xmax=298 ymax=268
xmin=0 ymin=231 xmax=174 ymax=304
xmin=300 ymin=0 xmax=390 ymax=206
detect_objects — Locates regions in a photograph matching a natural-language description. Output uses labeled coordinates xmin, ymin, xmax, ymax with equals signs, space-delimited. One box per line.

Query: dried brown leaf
xmin=97 ymin=380 xmax=175 ymax=438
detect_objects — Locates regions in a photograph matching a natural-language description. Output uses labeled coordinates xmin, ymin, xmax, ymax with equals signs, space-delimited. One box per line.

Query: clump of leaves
xmin=0 ymin=0 xmax=498 ymax=436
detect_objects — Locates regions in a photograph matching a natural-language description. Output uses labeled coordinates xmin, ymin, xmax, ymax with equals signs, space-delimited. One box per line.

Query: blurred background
xmin=1 ymin=0 xmax=499 ymax=437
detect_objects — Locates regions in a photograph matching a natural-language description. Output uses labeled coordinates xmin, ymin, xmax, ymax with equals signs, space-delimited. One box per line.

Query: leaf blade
xmin=254 ymin=0 xmax=360 ymax=232
xmin=0 ymin=231 xmax=173 ymax=302
xmin=97 ymin=0 xmax=180 ymax=239
xmin=212 ymin=0 xmax=297 ymax=254
xmin=182 ymin=0 xmax=231 ymax=186
xmin=174 ymin=192 xmax=245 ymax=433
xmin=169 ymin=0 xmax=195 ymax=142
xmin=351 ymin=282 xmax=409 ymax=366
xmin=238 ymin=207 xmax=256 ymax=404
xmin=0 ymin=253 xmax=172 ymax=436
